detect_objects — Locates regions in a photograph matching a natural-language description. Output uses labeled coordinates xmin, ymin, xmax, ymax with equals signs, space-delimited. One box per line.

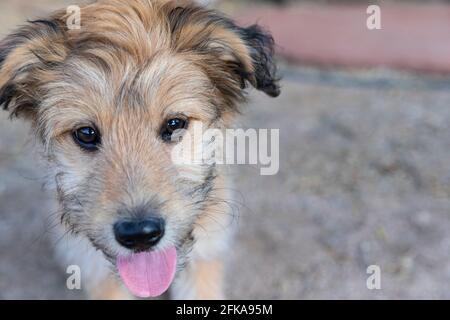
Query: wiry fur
xmin=0 ymin=0 xmax=279 ymax=299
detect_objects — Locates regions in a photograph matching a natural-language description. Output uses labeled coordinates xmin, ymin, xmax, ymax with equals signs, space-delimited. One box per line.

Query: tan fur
xmin=193 ymin=259 xmax=225 ymax=300
xmin=0 ymin=0 xmax=279 ymax=299
xmin=90 ymin=277 xmax=133 ymax=300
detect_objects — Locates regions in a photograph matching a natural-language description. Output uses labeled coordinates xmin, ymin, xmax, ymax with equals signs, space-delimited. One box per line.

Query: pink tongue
xmin=117 ymin=247 xmax=177 ymax=298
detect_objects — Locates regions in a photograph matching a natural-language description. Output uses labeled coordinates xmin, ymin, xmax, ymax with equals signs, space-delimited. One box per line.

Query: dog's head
xmin=0 ymin=0 xmax=279 ymax=297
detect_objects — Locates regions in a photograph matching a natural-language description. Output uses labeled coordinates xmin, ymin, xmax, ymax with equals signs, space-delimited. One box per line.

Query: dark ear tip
xmin=260 ymin=82 xmax=281 ymax=97
xmin=266 ymin=85 xmax=281 ymax=98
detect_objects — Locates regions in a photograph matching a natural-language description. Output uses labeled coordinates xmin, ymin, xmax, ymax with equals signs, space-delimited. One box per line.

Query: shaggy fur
xmin=0 ymin=0 xmax=279 ymax=299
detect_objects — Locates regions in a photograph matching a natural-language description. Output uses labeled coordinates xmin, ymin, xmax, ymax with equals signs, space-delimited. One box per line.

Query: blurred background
xmin=1 ymin=0 xmax=450 ymax=299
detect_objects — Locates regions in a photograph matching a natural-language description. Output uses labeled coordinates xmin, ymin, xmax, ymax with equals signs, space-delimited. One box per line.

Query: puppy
xmin=0 ymin=0 xmax=279 ymax=299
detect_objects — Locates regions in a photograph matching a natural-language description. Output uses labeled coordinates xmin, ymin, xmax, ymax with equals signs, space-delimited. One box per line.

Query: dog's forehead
xmin=40 ymin=50 xmax=217 ymax=138
xmin=64 ymin=51 xmax=207 ymax=99
xmin=75 ymin=0 xmax=173 ymax=57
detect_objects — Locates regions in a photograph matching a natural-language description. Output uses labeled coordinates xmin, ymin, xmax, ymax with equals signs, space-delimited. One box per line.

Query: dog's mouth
xmin=89 ymin=224 xmax=194 ymax=298
xmin=116 ymin=246 xmax=177 ymax=298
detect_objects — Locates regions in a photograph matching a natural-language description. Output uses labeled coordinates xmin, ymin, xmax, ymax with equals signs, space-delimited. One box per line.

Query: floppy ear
xmin=0 ymin=17 xmax=68 ymax=120
xmin=234 ymin=24 xmax=280 ymax=98
xmin=167 ymin=6 xmax=280 ymax=98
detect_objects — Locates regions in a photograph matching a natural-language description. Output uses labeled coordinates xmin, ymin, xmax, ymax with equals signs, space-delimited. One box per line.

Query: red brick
xmin=237 ymin=4 xmax=450 ymax=74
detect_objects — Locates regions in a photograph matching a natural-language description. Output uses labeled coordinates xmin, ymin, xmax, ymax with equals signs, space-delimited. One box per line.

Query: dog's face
xmin=0 ymin=0 xmax=279 ymax=297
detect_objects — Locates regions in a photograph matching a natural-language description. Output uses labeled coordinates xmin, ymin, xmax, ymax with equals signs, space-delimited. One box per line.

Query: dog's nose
xmin=114 ymin=217 xmax=165 ymax=251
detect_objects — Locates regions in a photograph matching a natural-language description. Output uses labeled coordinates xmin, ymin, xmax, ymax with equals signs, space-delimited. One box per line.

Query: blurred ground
xmin=229 ymin=68 xmax=450 ymax=299
xmin=1 ymin=0 xmax=450 ymax=300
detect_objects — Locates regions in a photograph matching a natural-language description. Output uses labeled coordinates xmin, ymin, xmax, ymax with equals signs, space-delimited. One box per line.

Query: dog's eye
xmin=73 ymin=126 xmax=100 ymax=151
xmin=161 ymin=118 xmax=187 ymax=142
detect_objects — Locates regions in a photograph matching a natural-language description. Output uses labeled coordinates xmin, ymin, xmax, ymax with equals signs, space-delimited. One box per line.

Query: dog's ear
xmin=0 ymin=17 xmax=68 ymax=120
xmin=168 ymin=6 xmax=280 ymax=98
xmin=233 ymin=24 xmax=281 ymax=98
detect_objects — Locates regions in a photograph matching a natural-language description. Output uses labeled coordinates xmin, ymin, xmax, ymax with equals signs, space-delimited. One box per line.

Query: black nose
xmin=114 ymin=217 xmax=165 ymax=251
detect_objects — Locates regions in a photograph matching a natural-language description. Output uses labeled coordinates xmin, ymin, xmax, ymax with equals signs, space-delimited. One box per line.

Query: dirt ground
xmin=1 ymin=1 xmax=450 ymax=300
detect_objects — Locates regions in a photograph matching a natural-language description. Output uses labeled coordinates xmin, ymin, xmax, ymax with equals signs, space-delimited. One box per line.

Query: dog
xmin=0 ymin=0 xmax=279 ymax=299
